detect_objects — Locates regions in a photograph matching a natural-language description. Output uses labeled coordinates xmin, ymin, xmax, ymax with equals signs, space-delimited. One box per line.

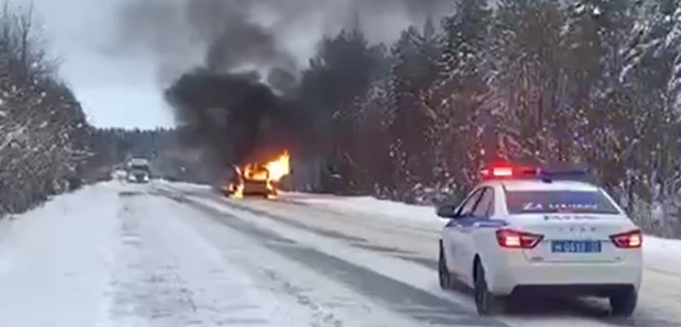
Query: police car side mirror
xmin=436 ymin=204 xmax=458 ymax=218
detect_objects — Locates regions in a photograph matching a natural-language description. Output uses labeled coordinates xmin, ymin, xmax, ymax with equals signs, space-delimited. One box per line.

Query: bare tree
xmin=0 ymin=0 xmax=93 ymax=216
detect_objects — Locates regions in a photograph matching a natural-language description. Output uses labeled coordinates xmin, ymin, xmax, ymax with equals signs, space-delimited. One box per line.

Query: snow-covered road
xmin=0 ymin=181 xmax=680 ymax=327
xmin=159 ymin=181 xmax=681 ymax=327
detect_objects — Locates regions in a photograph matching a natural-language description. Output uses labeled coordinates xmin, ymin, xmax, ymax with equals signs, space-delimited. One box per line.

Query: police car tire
xmin=474 ymin=261 xmax=503 ymax=316
xmin=609 ymin=289 xmax=637 ymax=317
xmin=438 ymin=241 xmax=453 ymax=290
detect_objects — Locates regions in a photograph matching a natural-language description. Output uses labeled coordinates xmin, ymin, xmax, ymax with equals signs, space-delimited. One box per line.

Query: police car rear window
xmin=504 ymin=190 xmax=620 ymax=214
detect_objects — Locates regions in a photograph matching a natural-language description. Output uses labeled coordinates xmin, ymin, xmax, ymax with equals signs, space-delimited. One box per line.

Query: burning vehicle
xmin=223 ymin=151 xmax=290 ymax=198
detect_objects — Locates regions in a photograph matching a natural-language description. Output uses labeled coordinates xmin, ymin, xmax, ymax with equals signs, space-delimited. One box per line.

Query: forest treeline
xmin=292 ymin=0 xmax=681 ymax=237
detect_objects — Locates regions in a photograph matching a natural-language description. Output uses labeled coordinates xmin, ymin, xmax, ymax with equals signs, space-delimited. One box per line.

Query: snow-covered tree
xmin=385 ymin=21 xmax=441 ymax=198
xmin=286 ymin=0 xmax=681 ymax=236
xmin=426 ymin=0 xmax=492 ymax=197
xmin=0 ymin=1 xmax=94 ymax=215
xmin=483 ymin=0 xmax=569 ymax=165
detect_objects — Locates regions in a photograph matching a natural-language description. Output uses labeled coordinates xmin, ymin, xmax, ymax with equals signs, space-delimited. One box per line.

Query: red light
xmin=481 ymin=164 xmax=515 ymax=178
xmin=492 ymin=167 xmax=513 ymax=176
xmin=496 ymin=229 xmax=544 ymax=249
xmin=610 ymin=230 xmax=642 ymax=248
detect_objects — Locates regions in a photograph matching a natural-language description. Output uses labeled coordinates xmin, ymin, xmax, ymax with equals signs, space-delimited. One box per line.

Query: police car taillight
xmin=496 ymin=229 xmax=543 ymax=249
xmin=610 ymin=229 xmax=642 ymax=248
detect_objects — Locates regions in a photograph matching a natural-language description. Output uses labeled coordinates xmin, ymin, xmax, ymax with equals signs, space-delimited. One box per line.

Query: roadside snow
xmin=291 ymin=194 xmax=681 ymax=273
xmin=0 ymin=182 xmax=120 ymax=327
xmin=290 ymin=194 xmax=449 ymax=229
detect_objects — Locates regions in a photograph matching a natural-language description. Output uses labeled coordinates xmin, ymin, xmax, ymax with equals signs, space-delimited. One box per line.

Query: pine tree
xmin=298 ymin=24 xmax=383 ymax=192
xmin=561 ymin=0 xmax=640 ymax=190
xmin=428 ymin=0 xmax=492 ymax=195
xmin=353 ymin=75 xmax=393 ymax=194
xmin=484 ymin=0 xmax=568 ymax=164
xmin=386 ymin=23 xmax=441 ymax=198
xmin=615 ymin=0 xmax=673 ymax=217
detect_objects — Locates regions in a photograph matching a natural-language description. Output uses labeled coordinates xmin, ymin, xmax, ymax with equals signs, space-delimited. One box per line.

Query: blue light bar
xmin=534 ymin=166 xmax=591 ymax=182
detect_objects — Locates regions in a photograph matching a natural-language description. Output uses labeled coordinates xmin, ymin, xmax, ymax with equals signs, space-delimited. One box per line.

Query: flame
xmin=243 ymin=164 xmax=269 ymax=181
xmin=225 ymin=150 xmax=290 ymax=199
xmin=264 ymin=150 xmax=290 ymax=182
xmin=229 ymin=182 xmax=244 ymax=198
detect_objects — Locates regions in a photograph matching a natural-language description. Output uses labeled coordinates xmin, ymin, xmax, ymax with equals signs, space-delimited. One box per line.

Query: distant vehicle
xmin=126 ymin=158 xmax=151 ymax=183
xmin=437 ymin=163 xmax=642 ymax=317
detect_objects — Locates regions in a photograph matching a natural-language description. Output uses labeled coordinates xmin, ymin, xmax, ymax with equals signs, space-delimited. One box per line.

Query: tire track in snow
xmin=153 ymin=188 xmax=424 ymax=327
xmin=155 ymin=188 xmax=504 ymax=327
xmin=103 ymin=190 xmax=292 ymax=327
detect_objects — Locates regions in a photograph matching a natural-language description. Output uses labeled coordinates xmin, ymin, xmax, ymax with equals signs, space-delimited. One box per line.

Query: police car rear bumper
xmin=487 ymin=260 xmax=642 ymax=296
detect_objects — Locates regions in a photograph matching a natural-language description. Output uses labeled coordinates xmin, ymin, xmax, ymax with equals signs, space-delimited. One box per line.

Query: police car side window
xmin=457 ymin=188 xmax=484 ymax=217
xmin=471 ymin=187 xmax=494 ymax=218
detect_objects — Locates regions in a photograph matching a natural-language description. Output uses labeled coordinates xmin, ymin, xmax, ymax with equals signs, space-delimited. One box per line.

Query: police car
xmin=437 ymin=163 xmax=642 ymax=317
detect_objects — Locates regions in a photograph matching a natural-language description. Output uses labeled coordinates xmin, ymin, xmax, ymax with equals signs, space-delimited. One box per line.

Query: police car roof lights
xmin=480 ymin=163 xmax=537 ymax=179
xmin=480 ymin=162 xmax=590 ymax=183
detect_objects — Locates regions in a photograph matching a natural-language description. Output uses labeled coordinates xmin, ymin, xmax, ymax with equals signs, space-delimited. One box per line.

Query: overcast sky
xmin=27 ymin=0 xmax=445 ymax=130
xmin=29 ymin=0 xmax=174 ymax=129
xmin=29 ymin=0 xmax=327 ymax=130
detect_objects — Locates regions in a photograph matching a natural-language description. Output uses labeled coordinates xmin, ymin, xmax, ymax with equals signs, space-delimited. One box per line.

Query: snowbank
xmin=0 ymin=182 xmax=121 ymax=327
xmin=288 ymin=193 xmax=448 ymax=228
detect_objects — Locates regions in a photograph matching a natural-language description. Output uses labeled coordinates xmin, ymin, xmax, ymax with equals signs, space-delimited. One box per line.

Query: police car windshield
xmin=505 ymin=190 xmax=620 ymax=214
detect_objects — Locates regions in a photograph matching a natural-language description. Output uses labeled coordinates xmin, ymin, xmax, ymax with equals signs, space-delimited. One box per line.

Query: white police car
xmin=437 ymin=164 xmax=642 ymax=317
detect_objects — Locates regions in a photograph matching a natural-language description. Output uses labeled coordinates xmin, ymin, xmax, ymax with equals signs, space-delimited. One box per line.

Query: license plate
xmin=551 ymin=240 xmax=601 ymax=253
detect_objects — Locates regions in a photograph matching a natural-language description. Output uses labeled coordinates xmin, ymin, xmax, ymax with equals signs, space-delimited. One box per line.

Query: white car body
xmin=439 ymin=176 xmax=642 ymax=314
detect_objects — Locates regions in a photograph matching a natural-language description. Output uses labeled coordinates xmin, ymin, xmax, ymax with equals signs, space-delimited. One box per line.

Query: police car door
xmin=446 ymin=188 xmax=484 ymax=279
xmin=460 ymin=187 xmax=494 ymax=285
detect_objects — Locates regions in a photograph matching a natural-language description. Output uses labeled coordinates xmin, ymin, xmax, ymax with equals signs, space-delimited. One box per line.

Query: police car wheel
xmin=609 ymin=289 xmax=637 ymax=317
xmin=474 ymin=260 xmax=503 ymax=315
xmin=438 ymin=241 xmax=453 ymax=290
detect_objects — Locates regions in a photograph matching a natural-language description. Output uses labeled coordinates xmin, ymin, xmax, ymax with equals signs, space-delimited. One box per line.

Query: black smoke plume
xmin=165 ymin=68 xmax=305 ymax=167
xmin=121 ymin=0 xmax=306 ymax=168
xmin=111 ymin=0 xmax=453 ymax=169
